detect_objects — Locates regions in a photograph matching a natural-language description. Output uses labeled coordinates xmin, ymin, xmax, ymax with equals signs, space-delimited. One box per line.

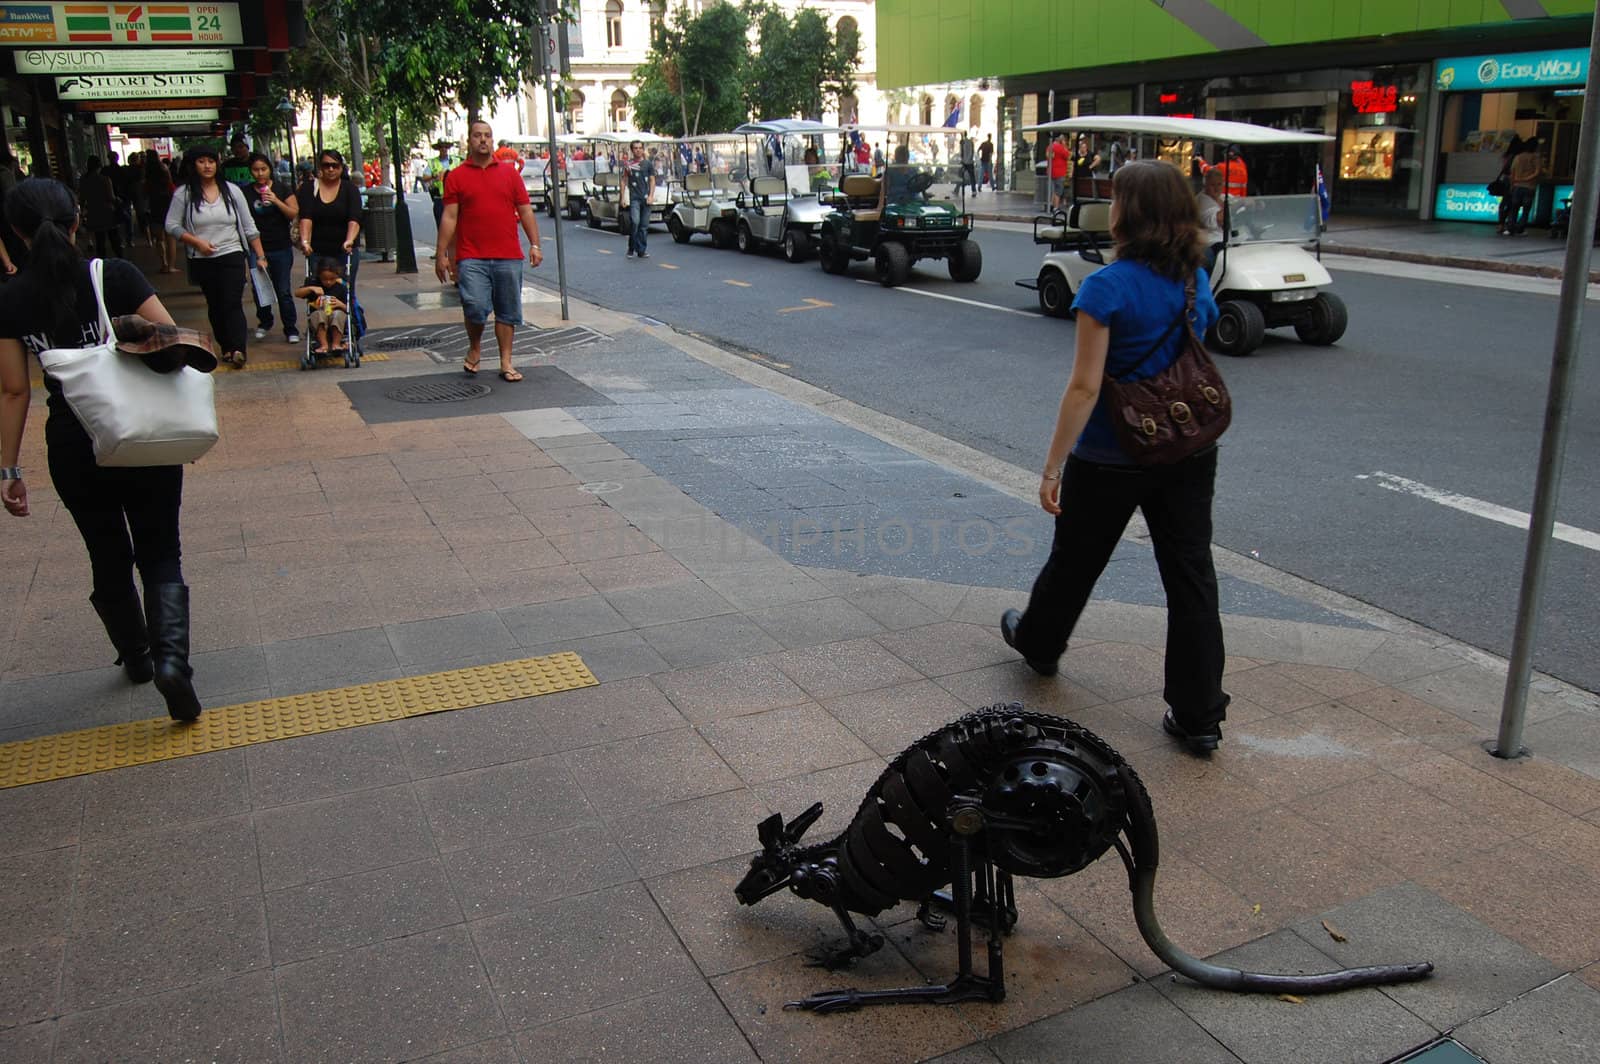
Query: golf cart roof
xmin=734 ymin=119 xmax=841 ymax=136
xmin=1024 ymin=115 xmax=1331 ymax=144
xmin=845 ymin=124 xmax=963 ymax=136
xmin=581 ymin=131 xmax=671 ymax=144
xmin=679 ymin=133 xmax=744 ymax=144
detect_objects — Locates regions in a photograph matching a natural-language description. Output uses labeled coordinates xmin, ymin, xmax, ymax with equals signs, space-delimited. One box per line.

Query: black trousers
xmin=1013 ymin=447 xmax=1229 ymax=728
xmin=45 ymin=412 xmax=184 ymax=601
xmin=189 ymin=251 xmax=248 ymax=355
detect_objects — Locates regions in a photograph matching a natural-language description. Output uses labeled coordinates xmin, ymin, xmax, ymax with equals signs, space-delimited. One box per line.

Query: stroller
xmin=299 ymin=251 xmax=365 ymax=370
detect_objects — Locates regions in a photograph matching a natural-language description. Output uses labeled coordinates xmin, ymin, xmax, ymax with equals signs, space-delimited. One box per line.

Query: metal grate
xmin=386 ymin=379 xmax=493 ymax=403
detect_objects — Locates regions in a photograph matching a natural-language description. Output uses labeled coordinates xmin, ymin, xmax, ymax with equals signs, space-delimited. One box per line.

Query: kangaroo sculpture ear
xmin=757 ymin=812 xmax=785 ymax=851
xmin=784 ymin=802 xmax=825 ymax=843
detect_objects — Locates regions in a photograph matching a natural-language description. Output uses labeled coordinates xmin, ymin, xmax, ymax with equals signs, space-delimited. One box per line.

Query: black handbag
xmin=1102 ymin=277 xmax=1232 ymax=466
xmin=1487 ymin=176 xmax=1509 ymax=197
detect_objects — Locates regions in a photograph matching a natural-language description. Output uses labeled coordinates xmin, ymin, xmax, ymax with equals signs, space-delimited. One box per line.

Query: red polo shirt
xmin=443 ymin=158 xmax=530 ymax=260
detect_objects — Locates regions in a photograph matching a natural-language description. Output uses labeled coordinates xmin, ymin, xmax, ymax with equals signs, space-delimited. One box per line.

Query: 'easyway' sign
xmin=1434 ymin=183 xmax=1503 ymax=222
xmin=1436 ymin=48 xmax=1588 ymax=92
xmin=55 ymin=72 xmax=225 ymax=100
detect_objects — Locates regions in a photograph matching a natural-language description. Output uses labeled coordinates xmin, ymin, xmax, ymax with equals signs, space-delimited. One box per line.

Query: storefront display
xmin=1340 ymin=128 xmax=1394 ymax=181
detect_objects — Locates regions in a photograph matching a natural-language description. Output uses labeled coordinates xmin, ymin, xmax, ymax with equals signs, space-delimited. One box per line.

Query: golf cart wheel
xmin=1037 ymin=268 xmax=1073 ymax=318
xmin=710 ymin=219 xmax=735 ymax=250
xmin=1293 ymin=292 xmax=1348 ymax=346
xmin=669 ymin=215 xmax=690 ymax=244
xmin=875 ymin=242 xmax=911 ymax=287
xmin=947 ymin=239 xmax=982 ymax=282
xmin=737 ymin=222 xmax=758 ymax=254
xmin=818 ymin=231 xmax=846 ymax=274
xmin=1208 ymin=299 xmax=1266 ymax=357
xmin=586 ymin=206 xmax=601 ymax=229
xmin=783 ymin=229 xmax=810 ymax=263
xmin=566 ymin=199 xmax=582 ymax=221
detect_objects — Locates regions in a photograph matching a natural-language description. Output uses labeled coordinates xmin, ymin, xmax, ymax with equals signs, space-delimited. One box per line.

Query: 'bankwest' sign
xmin=0 ymin=3 xmax=241 ymax=46
xmin=1436 ymin=48 xmax=1587 ymax=92
xmin=55 ymin=72 xmax=224 ymax=99
xmin=16 ymin=46 xmax=234 ymax=74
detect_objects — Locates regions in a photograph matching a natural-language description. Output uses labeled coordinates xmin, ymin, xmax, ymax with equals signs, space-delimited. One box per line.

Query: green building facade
xmin=878 ymin=0 xmax=1594 ymax=222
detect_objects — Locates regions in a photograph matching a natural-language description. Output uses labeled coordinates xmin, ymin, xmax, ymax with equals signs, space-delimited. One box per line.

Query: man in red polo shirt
xmin=1048 ymin=133 xmax=1071 ymax=210
xmin=435 ymin=120 xmax=544 ymax=382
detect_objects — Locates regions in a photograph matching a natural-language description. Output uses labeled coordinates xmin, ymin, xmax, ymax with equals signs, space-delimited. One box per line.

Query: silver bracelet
xmin=0 ymin=466 xmax=21 ymax=481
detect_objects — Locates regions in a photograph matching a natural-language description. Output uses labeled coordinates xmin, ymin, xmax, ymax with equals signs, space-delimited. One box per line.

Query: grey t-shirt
xmin=626 ymin=157 xmax=655 ymax=202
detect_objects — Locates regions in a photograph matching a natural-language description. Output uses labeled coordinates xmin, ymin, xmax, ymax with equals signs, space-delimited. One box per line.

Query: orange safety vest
xmin=1204 ymin=157 xmax=1248 ymax=199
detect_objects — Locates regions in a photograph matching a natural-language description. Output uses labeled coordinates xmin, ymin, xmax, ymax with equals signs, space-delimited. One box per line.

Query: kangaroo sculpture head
xmin=734 ymin=801 xmax=830 ymax=906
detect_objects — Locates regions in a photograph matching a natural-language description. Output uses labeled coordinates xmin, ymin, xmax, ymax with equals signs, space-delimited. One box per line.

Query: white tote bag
xmin=36 ymin=259 xmax=219 ymax=467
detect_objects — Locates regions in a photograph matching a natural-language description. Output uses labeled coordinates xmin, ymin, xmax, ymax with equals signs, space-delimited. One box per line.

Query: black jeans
xmin=46 ymin=412 xmax=184 ymax=601
xmin=1012 ymin=447 xmax=1229 ymax=729
xmin=1508 ymin=186 xmax=1535 ymax=234
xmin=92 ymin=227 xmax=124 ymax=259
xmin=189 ymin=251 xmax=248 ymax=355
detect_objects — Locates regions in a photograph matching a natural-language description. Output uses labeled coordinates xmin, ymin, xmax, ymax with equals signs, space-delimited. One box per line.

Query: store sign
xmin=1350 ymin=81 xmax=1397 ymax=114
xmin=56 ymin=72 xmax=224 ymax=100
xmin=1436 ymin=48 xmax=1587 ymax=91
xmin=93 ymin=107 xmax=218 ymax=124
xmin=0 ymin=3 xmax=241 ymax=46
xmin=15 ymin=46 xmax=234 ymax=74
xmin=1434 ymin=183 xmax=1503 ymax=222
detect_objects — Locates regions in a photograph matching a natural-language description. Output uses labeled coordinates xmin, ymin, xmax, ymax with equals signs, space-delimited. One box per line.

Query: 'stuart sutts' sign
xmin=55 ymin=71 xmax=224 ymax=99
xmin=15 ymin=46 xmax=234 ymax=74
xmin=0 ymin=3 xmax=241 ymax=46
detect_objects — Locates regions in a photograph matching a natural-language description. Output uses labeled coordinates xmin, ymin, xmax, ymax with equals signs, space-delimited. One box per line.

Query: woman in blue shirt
xmin=1001 ymin=160 xmax=1230 ymax=756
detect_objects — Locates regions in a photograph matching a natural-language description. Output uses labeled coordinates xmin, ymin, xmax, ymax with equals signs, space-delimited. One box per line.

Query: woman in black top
xmin=244 ymin=152 xmax=301 ymax=342
xmin=0 ymin=179 xmax=204 ymax=722
xmin=296 ymin=148 xmax=363 ymax=284
xmin=78 ymin=156 xmax=123 ymax=258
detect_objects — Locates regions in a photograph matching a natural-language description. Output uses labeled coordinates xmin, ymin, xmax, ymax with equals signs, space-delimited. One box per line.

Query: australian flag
xmin=1315 ymin=162 xmax=1331 ymax=222
xmin=943 ymin=102 xmax=961 ymax=129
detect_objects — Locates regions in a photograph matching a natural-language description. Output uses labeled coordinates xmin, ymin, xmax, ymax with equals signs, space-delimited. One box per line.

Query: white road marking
xmin=1357 ymin=471 xmax=1600 ymax=552
xmin=892 ymin=285 xmax=1039 ymax=317
xmin=1320 ymin=254 xmax=1600 ymax=301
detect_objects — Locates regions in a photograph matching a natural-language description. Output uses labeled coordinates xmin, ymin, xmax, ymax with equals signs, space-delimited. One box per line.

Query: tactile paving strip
xmin=0 ymin=652 xmax=596 ymax=789
xmin=238 ymin=352 xmax=392 ymax=373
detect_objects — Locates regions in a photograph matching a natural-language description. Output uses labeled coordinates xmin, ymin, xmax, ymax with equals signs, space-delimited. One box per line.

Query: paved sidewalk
xmin=966 ymin=188 xmax=1599 ymax=281
xmin=1 ymin=248 xmax=1598 ymax=1062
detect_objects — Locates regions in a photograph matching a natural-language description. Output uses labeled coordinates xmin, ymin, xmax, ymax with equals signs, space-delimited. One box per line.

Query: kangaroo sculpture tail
xmin=735 ymin=704 xmax=1432 ymax=1010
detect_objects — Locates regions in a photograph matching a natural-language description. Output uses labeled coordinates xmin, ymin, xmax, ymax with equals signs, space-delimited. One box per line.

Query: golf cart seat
xmin=751 ymin=176 xmax=788 ymax=215
xmin=683 ymin=172 xmax=715 ymax=206
xmin=711 ymin=171 xmax=741 ymax=193
xmin=841 ymin=174 xmax=882 ymax=220
xmin=1036 ymin=200 xmax=1112 ymax=248
xmin=592 ymin=170 xmax=621 ymax=201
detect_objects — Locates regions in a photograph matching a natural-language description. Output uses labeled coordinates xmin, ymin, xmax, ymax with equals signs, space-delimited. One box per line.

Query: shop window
xmin=606 ymin=0 xmax=623 ymax=49
xmin=1340 ymin=128 xmax=1395 ymax=181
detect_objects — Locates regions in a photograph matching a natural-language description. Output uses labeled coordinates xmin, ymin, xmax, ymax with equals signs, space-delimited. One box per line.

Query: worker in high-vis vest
xmin=1196 ymin=143 xmax=1249 ymax=199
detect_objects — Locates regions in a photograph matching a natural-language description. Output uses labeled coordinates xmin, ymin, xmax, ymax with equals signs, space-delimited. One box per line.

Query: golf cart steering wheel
xmin=907 ymin=171 xmax=935 ymax=195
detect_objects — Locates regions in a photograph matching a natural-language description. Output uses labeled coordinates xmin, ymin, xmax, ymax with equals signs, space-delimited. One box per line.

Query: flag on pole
xmin=943 ymin=102 xmax=961 ymax=129
xmin=1315 ymin=162 xmax=1331 ymax=222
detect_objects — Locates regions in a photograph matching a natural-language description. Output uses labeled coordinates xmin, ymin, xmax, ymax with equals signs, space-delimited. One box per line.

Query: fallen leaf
xmin=1250 ymin=903 xmax=1262 ymax=915
xmin=1277 ymin=993 xmax=1306 ymax=1005
xmin=1321 ymin=919 xmax=1349 ymax=943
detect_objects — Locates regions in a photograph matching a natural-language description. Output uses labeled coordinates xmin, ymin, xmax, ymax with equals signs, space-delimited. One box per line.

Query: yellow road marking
xmin=597 ymin=249 xmax=614 ymax=255
xmin=777 ymin=298 xmax=833 ymax=314
xmin=0 ymin=652 xmax=596 ymax=789
xmin=657 ymin=263 xmax=679 ymax=270
xmin=745 ymin=352 xmax=791 ymax=370
xmin=723 ymin=279 xmax=752 ymax=287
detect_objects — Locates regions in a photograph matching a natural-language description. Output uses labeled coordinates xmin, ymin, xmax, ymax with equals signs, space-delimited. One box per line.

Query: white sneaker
xmin=253 ymin=327 xmax=268 ymax=340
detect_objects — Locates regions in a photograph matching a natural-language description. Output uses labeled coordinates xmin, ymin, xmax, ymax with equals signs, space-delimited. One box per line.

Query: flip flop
xmin=463 ymin=357 xmax=480 ymax=376
xmin=499 ymin=368 xmax=524 ymax=383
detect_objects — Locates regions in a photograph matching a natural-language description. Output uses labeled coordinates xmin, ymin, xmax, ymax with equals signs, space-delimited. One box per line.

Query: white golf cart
xmin=1017 ymin=116 xmax=1345 ymax=357
xmin=576 ymin=131 xmax=673 ymax=235
xmin=666 ymin=134 xmax=746 ymax=248
xmin=729 ymin=119 xmax=849 ymax=262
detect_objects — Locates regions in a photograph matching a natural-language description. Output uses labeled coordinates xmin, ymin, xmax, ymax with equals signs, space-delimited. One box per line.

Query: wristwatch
xmin=0 ymin=466 xmax=21 ymax=481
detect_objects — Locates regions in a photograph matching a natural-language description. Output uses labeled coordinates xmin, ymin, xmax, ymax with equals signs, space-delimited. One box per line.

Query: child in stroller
xmin=293 ymin=255 xmax=364 ymax=369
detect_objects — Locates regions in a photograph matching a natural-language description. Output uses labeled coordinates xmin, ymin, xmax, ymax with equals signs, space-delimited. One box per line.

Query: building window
xmin=969 ymin=94 xmax=983 ymax=130
xmin=606 ymin=0 xmax=623 ymax=49
xmin=568 ymin=89 xmax=585 ymax=134
xmin=648 ymin=0 xmax=666 ymax=45
xmin=610 ymin=88 xmax=630 ymax=132
xmin=919 ymin=94 xmax=933 ymax=125
xmin=944 ymin=93 xmax=960 ymax=127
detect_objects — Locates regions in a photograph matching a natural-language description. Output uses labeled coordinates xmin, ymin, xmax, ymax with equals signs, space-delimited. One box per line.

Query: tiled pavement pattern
xmin=2 ymin=259 xmax=1598 ymax=1061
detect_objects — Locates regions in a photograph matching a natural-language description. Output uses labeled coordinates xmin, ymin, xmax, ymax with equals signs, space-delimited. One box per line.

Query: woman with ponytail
xmin=0 ymin=178 xmax=205 ymax=723
xmin=165 ymin=143 xmax=267 ymax=366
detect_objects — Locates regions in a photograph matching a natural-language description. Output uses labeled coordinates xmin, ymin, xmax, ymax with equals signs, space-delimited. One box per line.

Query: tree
xmin=631 ymin=2 xmax=749 ymax=137
xmin=742 ymin=4 xmax=860 ymax=122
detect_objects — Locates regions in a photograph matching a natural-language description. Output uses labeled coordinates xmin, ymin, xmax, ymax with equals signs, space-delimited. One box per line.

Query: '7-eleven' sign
xmin=0 ymin=3 xmax=242 ymax=46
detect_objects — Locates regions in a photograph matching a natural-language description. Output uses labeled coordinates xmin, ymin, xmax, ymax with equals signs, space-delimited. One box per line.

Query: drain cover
xmin=386 ymin=380 xmax=492 ymax=404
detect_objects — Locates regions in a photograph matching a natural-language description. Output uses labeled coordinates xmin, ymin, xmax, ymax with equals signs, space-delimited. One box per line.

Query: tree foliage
xmin=631 ymin=2 xmax=750 ymax=137
xmin=743 ymin=4 xmax=860 ymax=122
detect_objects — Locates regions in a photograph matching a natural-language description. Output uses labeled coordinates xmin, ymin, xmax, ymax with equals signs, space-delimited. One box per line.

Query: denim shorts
xmin=456 ymin=257 xmax=523 ymax=326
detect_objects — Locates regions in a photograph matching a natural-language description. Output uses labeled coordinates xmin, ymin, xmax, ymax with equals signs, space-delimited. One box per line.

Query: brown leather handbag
xmin=1102 ymin=276 xmax=1232 ymax=466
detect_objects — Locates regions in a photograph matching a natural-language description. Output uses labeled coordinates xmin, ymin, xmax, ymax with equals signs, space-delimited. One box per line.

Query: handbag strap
xmin=87 ymin=258 xmax=115 ymax=344
xmin=1109 ymin=275 xmax=1196 ymax=383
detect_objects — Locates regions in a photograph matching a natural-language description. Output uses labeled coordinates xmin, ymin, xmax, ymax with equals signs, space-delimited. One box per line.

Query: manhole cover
xmin=386 ymin=380 xmax=492 ymax=404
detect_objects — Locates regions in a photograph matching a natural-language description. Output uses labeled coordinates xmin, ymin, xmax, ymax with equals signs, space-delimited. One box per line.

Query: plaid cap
xmin=111 ymin=316 xmax=219 ymax=374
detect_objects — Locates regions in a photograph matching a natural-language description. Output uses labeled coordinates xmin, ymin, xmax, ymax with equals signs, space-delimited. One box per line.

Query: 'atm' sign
xmin=0 ymin=4 xmax=242 ymax=46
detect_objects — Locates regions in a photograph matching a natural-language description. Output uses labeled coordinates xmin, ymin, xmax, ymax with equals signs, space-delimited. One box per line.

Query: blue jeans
xmin=628 ymin=198 xmax=648 ymax=255
xmin=255 ymin=247 xmax=299 ymax=334
xmin=456 ymin=258 xmax=524 ymax=325
xmin=1508 ymin=186 xmax=1535 ymax=234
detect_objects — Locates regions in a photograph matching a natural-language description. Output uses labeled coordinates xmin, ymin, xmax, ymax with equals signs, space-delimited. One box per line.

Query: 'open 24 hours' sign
xmin=0 ymin=3 xmax=241 ymax=46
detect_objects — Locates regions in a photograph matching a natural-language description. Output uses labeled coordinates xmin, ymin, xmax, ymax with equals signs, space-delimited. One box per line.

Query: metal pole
xmin=537 ymin=11 xmax=571 ymax=320
xmin=1494 ymin=10 xmax=1600 ymax=758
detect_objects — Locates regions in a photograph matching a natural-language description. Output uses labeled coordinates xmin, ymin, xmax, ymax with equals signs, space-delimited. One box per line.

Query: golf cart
xmin=542 ymin=133 xmax=593 ymax=220
xmin=816 ymin=162 xmax=981 ymax=286
xmin=1017 ymin=116 xmax=1344 ymax=357
xmin=729 ymin=119 xmax=848 ymax=262
xmin=666 ymin=134 xmax=746 ymax=248
xmin=574 ymin=131 xmax=670 ymax=235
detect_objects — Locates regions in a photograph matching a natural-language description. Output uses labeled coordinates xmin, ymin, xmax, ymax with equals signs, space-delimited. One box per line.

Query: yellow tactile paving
xmin=26 ymin=351 xmax=391 ymax=387
xmin=0 ymin=652 xmax=596 ymax=789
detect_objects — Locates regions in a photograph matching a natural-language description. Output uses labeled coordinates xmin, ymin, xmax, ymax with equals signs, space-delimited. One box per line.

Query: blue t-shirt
xmin=1070 ymin=259 xmax=1220 ymax=464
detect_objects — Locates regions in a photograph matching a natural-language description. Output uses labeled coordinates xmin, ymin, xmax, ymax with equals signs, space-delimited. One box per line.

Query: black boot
xmin=145 ymin=583 xmax=202 ymax=723
xmin=90 ymin=591 xmax=154 ymax=684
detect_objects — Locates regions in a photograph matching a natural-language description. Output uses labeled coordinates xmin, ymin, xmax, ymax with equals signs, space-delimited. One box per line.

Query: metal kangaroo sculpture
xmin=735 ymin=704 xmax=1433 ymax=1013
